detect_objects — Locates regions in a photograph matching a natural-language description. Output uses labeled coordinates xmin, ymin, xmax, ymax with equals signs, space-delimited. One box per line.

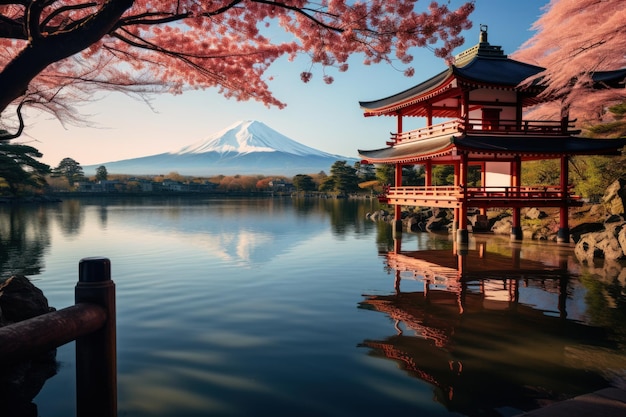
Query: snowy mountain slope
xmin=84 ymin=120 xmax=357 ymax=176
xmin=175 ymin=120 xmax=339 ymax=157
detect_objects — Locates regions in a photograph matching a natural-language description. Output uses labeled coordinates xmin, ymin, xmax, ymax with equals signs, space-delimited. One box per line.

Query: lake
xmin=2 ymin=196 xmax=626 ymax=417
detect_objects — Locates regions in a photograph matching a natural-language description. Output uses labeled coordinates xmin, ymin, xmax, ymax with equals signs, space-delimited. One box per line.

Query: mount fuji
xmin=84 ymin=120 xmax=358 ymax=177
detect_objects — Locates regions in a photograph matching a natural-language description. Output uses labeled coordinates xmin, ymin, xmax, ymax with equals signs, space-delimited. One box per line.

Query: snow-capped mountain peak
xmin=83 ymin=119 xmax=358 ymax=177
xmin=173 ymin=120 xmax=335 ymax=157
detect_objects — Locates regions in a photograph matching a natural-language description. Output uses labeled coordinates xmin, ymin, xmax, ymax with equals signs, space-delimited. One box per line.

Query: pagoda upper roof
xmin=358 ymin=134 xmax=626 ymax=164
xmin=360 ymin=37 xmax=545 ymax=117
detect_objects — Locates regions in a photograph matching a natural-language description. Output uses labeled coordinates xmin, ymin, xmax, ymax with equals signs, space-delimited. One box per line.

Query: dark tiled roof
xmin=359 ymin=134 xmax=626 ymax=163
xmin=452 ymin=56 xmax=544 ymax=86
xmin=456 ymin=135 xmax=626 ymax=154
xmin=359 ymin=70 xmax=451 ymax=111
xmin=359 ymin=41 xmax=545 ymax=112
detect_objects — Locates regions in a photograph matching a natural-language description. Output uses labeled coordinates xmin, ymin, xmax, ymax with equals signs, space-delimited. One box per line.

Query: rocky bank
xmin=367 ymin=178 xmax=626 ymax=263
xmin=0 ymin=275 xmax=58 ymax=416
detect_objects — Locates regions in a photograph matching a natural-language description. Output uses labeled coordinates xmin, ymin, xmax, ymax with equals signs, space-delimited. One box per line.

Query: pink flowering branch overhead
xmin=513 ymin=0 xmax=626 ymax=121
xmin=0 ymin=0 xmax=474 ymax=130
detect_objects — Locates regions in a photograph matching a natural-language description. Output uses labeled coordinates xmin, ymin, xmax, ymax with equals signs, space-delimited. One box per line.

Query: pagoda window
xmin=482 ymin=108 xmax=502 ymax=130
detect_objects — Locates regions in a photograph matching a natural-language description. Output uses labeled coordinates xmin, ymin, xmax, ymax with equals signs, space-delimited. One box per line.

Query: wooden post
xmin=511 ymin=207 xmax=523 ymax=241
xmin=394 ymin=163 xmax=403 ymax=232
xmin=510 ymin=156 xmax=523 ymax=241
xmin=456 ymin=154 xmax=469 ymax=245
xmin=75 ymin=257 xmax=117 ymax=417
xmin=557 ymin=156 xmax=570 ymax=243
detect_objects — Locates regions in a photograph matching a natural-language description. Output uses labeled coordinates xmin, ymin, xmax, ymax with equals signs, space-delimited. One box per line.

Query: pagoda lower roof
xmin=358 ymin=134 xmax=626 ymax=164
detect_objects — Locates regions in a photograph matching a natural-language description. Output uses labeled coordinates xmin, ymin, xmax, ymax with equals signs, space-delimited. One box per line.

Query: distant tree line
xmin=41 ymin=159 xmax=380 ymax=196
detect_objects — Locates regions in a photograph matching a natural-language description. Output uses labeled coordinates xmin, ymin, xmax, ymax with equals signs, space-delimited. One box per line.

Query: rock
xmin=0 ymin=275 xmax=54 ymax=325
xmin=470 ymin=214 xmax=491 ymax=232
xmin=602 ymin=178 xmax=626 ymax=215
xmin=599 ymin=230 xmax=625 ymax=260
xmin=491 ymin=217 xmax=513 ymax=235
xmin=619 ymin=227 xmax=626 ymax=255
xmin=367 ymin=209 xmax=389 ymax=221
xmin=406 ymin=216 xmax=420 ymax=232
xmin=575 ymin=233 xmax=606 ymax=262
xmin=606 ymin=214 xmax=624 ymax=223
xmin=0 ymin=275 xmax=57 ymax=417
xmin=425 ymin=216 xmax=449 ymax=231
xmin=589 ymin=204 xmax=607 ymax=218
xmin=570 ymin=222 xmax=605 ymax=244
xmin=530 ymin=226 xmax=555 ymax=241
xmin=524 ymin=207 xmax=547 ymax=220
xmin=575 ymin=226 xmax=626 ymax=262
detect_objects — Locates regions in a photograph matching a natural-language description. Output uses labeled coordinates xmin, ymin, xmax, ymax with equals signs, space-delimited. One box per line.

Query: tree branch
xmin=26 ymin=0 xmax=44 ymax=41
xmin=40 ymin=2 xmax=98 ymax=32
xmin=0 ymin=100 xmax=30 ymax=141
xmin=251 ymin=0 xmax=344 ymax=33
xmin=0 ymin=0 xmax=134 ymax=113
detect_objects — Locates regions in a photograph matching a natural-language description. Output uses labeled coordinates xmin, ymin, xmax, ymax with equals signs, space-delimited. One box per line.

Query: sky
xmin=22 ymin=0 xmax=550 ymax=168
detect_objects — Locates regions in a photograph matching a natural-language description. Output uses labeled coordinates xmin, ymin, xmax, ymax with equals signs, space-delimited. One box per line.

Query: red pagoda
xmin=358 ymin=26 xmax=626 ymax=244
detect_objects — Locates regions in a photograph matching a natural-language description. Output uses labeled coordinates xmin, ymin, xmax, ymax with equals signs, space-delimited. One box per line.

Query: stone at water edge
xmin=0 ymin=275 xmax=55 ymax=325
xmin=0 ymin=275 xmax=58 ymax=417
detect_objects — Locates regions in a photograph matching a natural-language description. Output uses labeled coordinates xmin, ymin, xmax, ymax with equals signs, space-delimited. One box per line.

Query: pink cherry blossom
xmin=0 ymin=0 xmax=473 ymax=131
xmin=513 ymin=0 xmax=626 ymax=122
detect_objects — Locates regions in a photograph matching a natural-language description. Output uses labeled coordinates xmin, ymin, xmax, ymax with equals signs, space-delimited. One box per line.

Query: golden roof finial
xmin=479 ymin=24 xmax=488 ymax=43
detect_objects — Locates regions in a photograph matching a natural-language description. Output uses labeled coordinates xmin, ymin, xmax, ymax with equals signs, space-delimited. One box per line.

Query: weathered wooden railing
xmin=463 ymin=118 xmax=579 ymax=135
xmin=390 ymin=120 xmax=461 ymax=144
xmin=380 ymin=185 xmax=579 ymax=206
xmin=464 ymin=185 xmax=569 ymax=199
xmin=0 ymin=257 xmax=116 ymax=417
xmin=387 ymin=118 xmax=580 ymax=145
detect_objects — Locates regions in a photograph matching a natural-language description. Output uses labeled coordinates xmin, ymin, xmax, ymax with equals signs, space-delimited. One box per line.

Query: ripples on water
xmin=1 ymin=197 xmax=625 ymax=417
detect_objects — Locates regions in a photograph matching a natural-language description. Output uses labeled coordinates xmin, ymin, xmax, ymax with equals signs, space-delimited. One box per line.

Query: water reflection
xmin=0 ymin=205 xmax=51 ymax=279
xmin=0 ymin=197 xmax=381 ymax=277
xmin=51 ymin=199 xmax=84 ymax=236
xmin=360 ymin=234 xmax=626 ymax=415
xmin=5 ymin=198 xmax=626 ymax=416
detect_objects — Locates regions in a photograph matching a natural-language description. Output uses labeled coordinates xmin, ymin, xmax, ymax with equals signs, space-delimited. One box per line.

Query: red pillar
xmin=394 ymin=163 xmax=403 ymax=232
xmin=456 ymin=153 xmax=469 ymax=244
xmin=425 ymin=160 xmax=432 ymax=187
xmin=479 ymin=161 xmax=486 ymax=216
xmin=510 ymin=156 xmax=523 ymax=241
xmin=557 ymin=156 xmax=570 ymax=243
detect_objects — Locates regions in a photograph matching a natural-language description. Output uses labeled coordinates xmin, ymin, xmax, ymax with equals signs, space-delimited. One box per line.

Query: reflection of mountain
xmin=0 ymin=206 xmax=51 ymax=278
xmin=193 ymin=230 xmax=276 ymax=266
xmin=92 ymin=197 xmax=374 ymax=266
xmin=359 ymin=237 xmax=625 ymax=415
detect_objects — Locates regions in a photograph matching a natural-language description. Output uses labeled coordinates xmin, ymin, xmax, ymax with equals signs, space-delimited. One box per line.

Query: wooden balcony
xmin=380 ymin=185 xmax=582 ymax=209
xmin=387 ymin=119 xmax=580 ymax=145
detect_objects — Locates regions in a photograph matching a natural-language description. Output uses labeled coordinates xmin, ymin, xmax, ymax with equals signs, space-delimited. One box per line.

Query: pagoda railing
xmin=380 ymin=185 xmax=580 ymax=207
xmin=388 ymin=118 xmax=579 ymax=145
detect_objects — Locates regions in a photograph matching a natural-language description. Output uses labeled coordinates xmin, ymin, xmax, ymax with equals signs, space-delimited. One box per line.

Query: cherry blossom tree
xmin=0 ymin=0 xmax=474 ymax=137
xmin=513 ymin=0 xmax=626 ymax=121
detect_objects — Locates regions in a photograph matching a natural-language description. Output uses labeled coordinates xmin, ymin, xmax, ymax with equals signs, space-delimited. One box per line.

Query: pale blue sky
xmin=24 ymin=0 xmax=549 ymax=168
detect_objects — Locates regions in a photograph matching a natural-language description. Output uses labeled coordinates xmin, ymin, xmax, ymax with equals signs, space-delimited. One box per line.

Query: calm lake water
xmin=2 ymin=196 xmax=626 ymax=417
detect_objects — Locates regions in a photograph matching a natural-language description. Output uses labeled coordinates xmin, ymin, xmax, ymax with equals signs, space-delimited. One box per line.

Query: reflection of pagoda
xmin=358 ymin=26 xmax=626 ymax=244
xmin=359 ymin=238 xmax=618 ymax=415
